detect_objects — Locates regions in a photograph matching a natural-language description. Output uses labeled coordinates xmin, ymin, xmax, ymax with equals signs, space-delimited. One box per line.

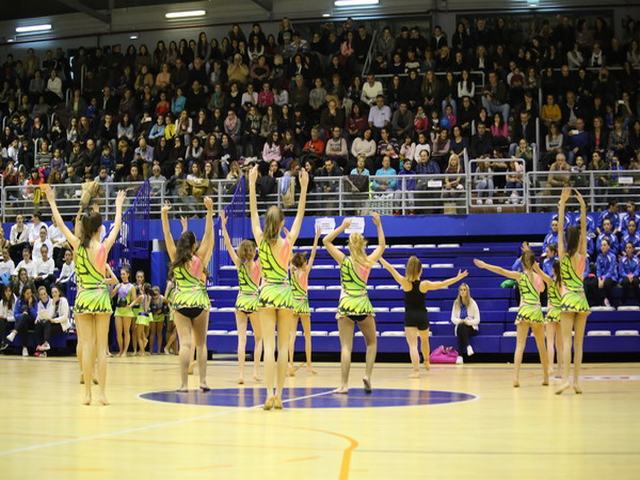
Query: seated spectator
xmin=513 ymin=138 xmax=534 ymax=172
xmin=391 ymin=102 xmax=414 ymax=140
xmin=470 ymin=122 xmax=493 ymax=159
xmin=376 ymin=128 xmax=399 ymax=169
xmin=443 ymin=153 xmax=464 ymax=199
xmin=621 ymin=202 xmax=640 ymax=234
xmin=474 ymin=160 xmax=494 ymax=205
xmin=0 ymin=285 xmax=17 ymax=352
xmin=261 ymin=131 xmax=283 ymax=173
xmin=597 ymin=200 xmax=620 ymax=234
xmin=32 ymin=226 xmax=53 ymax=263
xmin=490 ymin=112 xmax=509 ymax=150
xmin=566 ymin=118 xmax=590 ymax=164
xmin=543 ymin=219 xmax=560 ymax=252
xmin=505 ymin=159 xmax=525 ymax=204
xmin=3 ymin=284 xmax=37 ymax=356
xmin=451 ymin=283 xmax=480 ymax=363
xmin=301 ymin=127 xmax=325 ymax=164
xmin=398 ymin=158 xmax=416 ymax=213
xmin=431 ymin=128 xmax=451 ymax=171
xmin=619 ymin=242 xmax=640 ymax=306
xmin=622 ymin=220 xmax=640 ymax=251
xmin=325 ymin=127 xmax=349 ymax=169
xmin=57 ymin=249 xmax=75 ymax=285
xmin=481 ymin=71 xmax=510 ymax=124
xmin=596 ymin=218 xmax=619 ymax=254
xmin=0 ymin=248 xmax=15 ymax=285
xmin=33 ymin=245 xmax=55 ymax=293
xmin=368 ymin=95 xmax=392 ymax=135
xmin=14 ymin=248 xmax=35 ymax=279
xmin=27 ymin=212 xmax=45 ymax=246
xmin=540 ymin=94 xmax=562 ymax=127
xmin=9 ymin=215 xmax=30 ymax=264
xmin=34 ymin=285 xmax=70 ymax=354
xmin=372 ymin=155 xmax=397 ymax=192
xmin=546 ymin=152 xmax=571 ymax=193
xmin=585 ymin=239 xmax=618 ymax=308
xmin=542 ymin=244 xmax=558 ymax=277
xmin=351 ymin=128 xmax=376 ymax=168
xmin=361 ymin=74 xmax=383 ymax=106
xmin=399 ymin=135 xmax=416 ymax=162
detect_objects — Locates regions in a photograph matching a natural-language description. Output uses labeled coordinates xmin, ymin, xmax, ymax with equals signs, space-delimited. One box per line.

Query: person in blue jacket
xmin=542 ymin=219 xmax=559 ymax=252
xmin=597 ymin=201 xmax=619 ymax=234
xmin=596 ymin=218 xmax=619 ymax=254
xmin=621 ymin=201 xmax=640 ymax=234
xmin=585 ymin=238 xmax=618 ymax=307
xmin=619 ymin=241 xmax=640 ymax=306
xmin=2 ymin=284 xmax=38 ymax=356
xmin=542 ymin=244 xmax=558 ymax=276
xmin=622 ymin=220 xmax=640 ymax=253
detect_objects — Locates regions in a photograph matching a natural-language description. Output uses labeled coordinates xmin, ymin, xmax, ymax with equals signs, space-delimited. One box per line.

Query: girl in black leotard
xmin=380 ymin=256 xmax=468 ymax=377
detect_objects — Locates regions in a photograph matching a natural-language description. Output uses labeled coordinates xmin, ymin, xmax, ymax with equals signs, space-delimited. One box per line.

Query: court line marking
xmin=0 ymin=389 xmax=337 ymax=458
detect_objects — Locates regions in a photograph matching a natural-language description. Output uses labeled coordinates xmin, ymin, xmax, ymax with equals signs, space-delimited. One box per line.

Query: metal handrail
xmin=368 ymin=70 xmax=486 ymax=89
xmin=3 ymin=170 xmax=640 ymax=222
xmin=361 ymin=29 xmax=379 ymax=77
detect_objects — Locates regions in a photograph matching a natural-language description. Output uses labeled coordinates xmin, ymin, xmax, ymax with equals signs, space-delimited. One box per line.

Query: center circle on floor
xmin=139 ymin=387 xmax=477 ymax=408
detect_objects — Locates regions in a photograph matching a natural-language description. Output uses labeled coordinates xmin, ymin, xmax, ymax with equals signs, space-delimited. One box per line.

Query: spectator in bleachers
xmin=586 ymin=238 xmax=619 ymax=307
xmin=0 ymin=284 xmax=17 ymax=352
xmin=451 ymin=283 xmax=480 ymax=363
xmin=325 ymin=127 xmax=349 ymax=169
xmin=596 ymin=218 xmax=619 ymax=253
xmin=57 ymin=249 xmax=75 ymax=285
xmin=619 ymin=241 xmax=640 ymax=305
xmin=543 ymin=244 xmax=559 ymax=276
xmin=371 ymin=155 xmax=397 ymax=192
xmin=34 ymin=284 xmax=70 ymax=355
xmin=543 ymin=219 xmax=560 ymax=252
xmin=13 ymin=248 xmax=36 ymax=280
xmin=33 ymin=245 xmax=55 ymax=293
xmin=3 ymin=284 xmax=37 ymax=356
xmin=622 ymin=220 xmax=640 ymax=251
xmin=32 ymin=226 xmax=53 ymax=263
xmin=621 ymin=202 xmax=640 ymax=233
xmin=0 ymin=248 xmax=15 ymax=284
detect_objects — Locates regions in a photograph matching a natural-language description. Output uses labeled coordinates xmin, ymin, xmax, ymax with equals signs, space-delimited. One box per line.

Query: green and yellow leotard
xmin=235 ymin=261 xmax=261 ymax=313
xmin=172 ymin=257 xmax=210 ymax=312
xmin=257 ymin=239 xmax=294 ymax=310
xmin=337 ymin=256 xmax=374 ymax=318
xmin=74 ymin=245 xmax=112 ymax=314
xmin=291 ymin=267 xmax=310 ymax=315
xmin=559 ymin=255 xmax=590 ymax=313
xmin=515 ymin=272 xmax=545 ymax=324
xmin=545 ymin=280 xmax=562 ymax=323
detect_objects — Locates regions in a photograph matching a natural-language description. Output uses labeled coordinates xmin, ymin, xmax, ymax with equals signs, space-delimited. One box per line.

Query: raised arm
xmin=161 ymin=202 xmax=177 ymax=262
xmin=473 ymin=258 xmax=520 ymax=281
xmin=74 ymin=208 xmax=83 ymax=239
xmin=557 ymin=186 xmax=571 ymax=258
xmin=532 ymin=262 xmax=553 ymax=285
xmin=307 ymin=226 xmax=321 ymax=270
xmin=574 ymin=188 xmax=588 ymax=257
xmin=196 ymin=196 xmax=215 ymax=265
xmin=379 ymin=257 xmax=409 ymax=288
xmin=220 ymin=210 xmax=240 ymax=266
xmin=40 ymin=185 xmax=79 ymax=250
xmin=104 ymin=264 xmax=118 ymax=285
xmin=367 ymin=212 xmax=386 ymax=263
xmin=286 ymin=169 xmax=309 ymax=245
xmin=102 ymin=190 xmax=127 ymax=254
xmin=322 ymin=218 xmax=349 ymax=265
xmin=421 ymin=269 xmax=469 ymax=291
xmin=180 ymin=216 xmax=189 ymax=235
xmin=248 ymin=166 xmax=263 ymax=244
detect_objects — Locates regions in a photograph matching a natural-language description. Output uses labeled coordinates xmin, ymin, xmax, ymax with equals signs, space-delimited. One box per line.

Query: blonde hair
xmin=263 ymin=206 xmax=284 ymax=245
xmin=453 ymin=283 xmax=472 ymax=310
xmin=237 ymin=240 xmax=256 ymax=262
xmin=405 ymin=256 xmax=422 ymax=282
xmin=348 ymin=233 xmax=372 ymax=268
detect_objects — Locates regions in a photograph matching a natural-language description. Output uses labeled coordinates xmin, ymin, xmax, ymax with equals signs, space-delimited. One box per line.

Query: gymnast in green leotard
xmin=533 ymin=260 xmax=565 ymax=377
xmin=474 ymin=252 xmax=550 ymax=388
xmin=220 ymin=209 xmax=264 ymax=385
xmin=42 ymin=184 xmax=126 ymax=406
xmin=323 ymin=213 xmax=386 ymax=395
xmin=556 ymin=187 xmax=591 ymax=395
xmin=161 ymin=197 xmax=215 ymax=393
xmin=248 ymin=165 xmax=309 ymax=411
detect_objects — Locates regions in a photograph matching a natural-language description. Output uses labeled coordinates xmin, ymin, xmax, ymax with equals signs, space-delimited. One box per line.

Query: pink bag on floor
xmin=429 ymin=346 xmax=459 ymax=364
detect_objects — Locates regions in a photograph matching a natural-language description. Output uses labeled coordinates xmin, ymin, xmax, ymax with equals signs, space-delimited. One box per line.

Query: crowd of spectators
xmin=0 ymin=14 xmax=639 ymax=210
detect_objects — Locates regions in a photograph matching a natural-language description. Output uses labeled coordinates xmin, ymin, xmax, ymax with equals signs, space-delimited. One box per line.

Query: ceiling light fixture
xmin=16 ymin=24 xmax=52 ymax=34
xmin=323 ymin=13 xmax=331 ymax=17
xmin=334 ymin=0 xmax=379 ymax=7
xmin=165 ymin=10 xmax=206 ymax=19
xmin=130 ymin=34 xmax=139 ymax=40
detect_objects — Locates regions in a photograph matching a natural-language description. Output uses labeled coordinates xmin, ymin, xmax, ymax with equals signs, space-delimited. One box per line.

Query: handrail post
xmin=401 ymin=176 xmax=406 ymax=216
xmin=338 ymin=176 xmax=344 ymax=217
xmin=525 ymin=172 xmax=530 ymax=213
xmin=0 ymin=175 xmax=5 ymax=224
xmin=589 ymin=171 xmax=596 ymax=212
xmin=465 ymin=169 xmax=471 ymax=214
xmin=217 ymin=179 xmax=223 ymax=216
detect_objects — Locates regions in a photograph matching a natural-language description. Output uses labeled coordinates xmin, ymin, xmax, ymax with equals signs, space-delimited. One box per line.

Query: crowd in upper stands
xmin=0 ymin=14 xmax=640 ymax=208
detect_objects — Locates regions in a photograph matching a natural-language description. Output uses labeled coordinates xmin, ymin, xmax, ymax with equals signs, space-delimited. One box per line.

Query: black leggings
xmin=15 ymin=313 xmax=35 ymax=347
xmin=621 ymin=277 xmax=640 ymax=305
xmin=456 ymin=324 xmax=477 ymax=357
xmin=34 ymin=321 xmax=63 ymax=344
xmin=585 ymin=277 xmax=617 ymax=307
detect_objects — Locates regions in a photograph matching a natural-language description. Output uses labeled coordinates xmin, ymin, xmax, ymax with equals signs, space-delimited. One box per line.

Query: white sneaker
xmin=22 ymin=347 xmax=29 ymax=357
xmin=486 ymin=198 xmax=493 ymax=205
xmin=456 ymin=356 xmax=464 ymax=365
xmin=467 ymin=345 xmax=475 ymax=357
xmin=6 ymin=331 xmax=16 ymax=342
xmin=604 ymin=298 xmax=611 ymax=307
xmin=476 ymin=198 xmax=484 ymax=205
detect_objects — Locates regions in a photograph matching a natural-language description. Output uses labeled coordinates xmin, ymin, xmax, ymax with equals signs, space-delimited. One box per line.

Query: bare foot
xmin=253 ymin=373 xmax=261 ymax=382
xmin=274 ymin=396 xmax=283 ymax=409
xmin=555 ymin=382 xmax=571 ymax=395
xmin=80 ymin=373 xmax=84 ymax=384
xmin=306 ymin=365 xmax=318 ymax=375
xmin=334 ymin=386 xmax=349 ymax=394
xmin=513 ymin=380 xmax=520 ymax=388
xmin=97 ymin=392 xmax=110 ymax=406
xmin=573 ymin=384 xmax=583 ymax=394
xmin=423 ymin=362 xmax=431 ymax=371
xmin=409 ymin=371 xmax=420 ymax=378
xmin=362 ymin=377 xmax=372 ymax=394
xmin=263 ymin=396 xmax=275 ymax=411
xmin=287 ymin=365 xmax=296 ymax=377
xmin=176 ymin=386 xmax=188 ymax=392
xmin=542 ymin=374 xmax=549 ymax=386
xmin=82 ymin=392 xmax=91 ymax=405
xmin=238 ymin=378 xmax=244 ymax=385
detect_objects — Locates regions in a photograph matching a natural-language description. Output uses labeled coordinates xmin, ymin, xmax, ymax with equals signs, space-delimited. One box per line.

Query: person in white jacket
xmin=450 ymin=283 xmax=480 ymax=364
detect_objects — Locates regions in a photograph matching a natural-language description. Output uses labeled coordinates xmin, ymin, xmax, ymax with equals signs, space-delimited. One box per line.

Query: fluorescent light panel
xmin=334 ymin=0 xmax=379 ymax=6
xmin=165 ymin=10 xmax=206 ymax=19
xmin=16 ymin=24 xmax=52 ymax=33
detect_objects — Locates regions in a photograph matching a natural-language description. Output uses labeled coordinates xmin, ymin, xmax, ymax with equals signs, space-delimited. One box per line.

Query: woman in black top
xmin=380 ymin=256 xmax=467 ymax=377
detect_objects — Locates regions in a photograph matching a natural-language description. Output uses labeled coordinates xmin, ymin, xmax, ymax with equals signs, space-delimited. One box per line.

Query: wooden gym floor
xmin=0 ymin=356 xmax=638 ymax=479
